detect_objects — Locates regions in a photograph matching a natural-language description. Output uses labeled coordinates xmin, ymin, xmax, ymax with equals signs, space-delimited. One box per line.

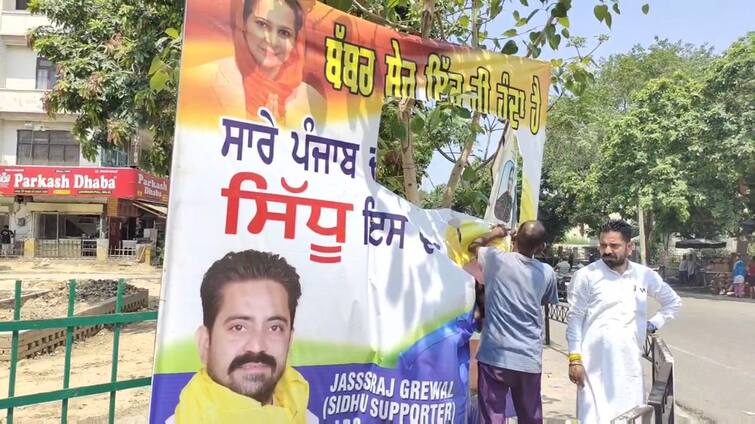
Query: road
xmin=547 ymin=289 xmax=755 ymax=423
xmin=653 ymin=290 xmax=755 ymax=423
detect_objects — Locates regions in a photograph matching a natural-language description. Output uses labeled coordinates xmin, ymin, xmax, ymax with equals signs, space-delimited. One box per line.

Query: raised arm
xmin=467 ymin=225 xmax=509 ymax=258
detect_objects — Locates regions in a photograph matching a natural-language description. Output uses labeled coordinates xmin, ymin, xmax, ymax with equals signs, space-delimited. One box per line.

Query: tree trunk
xmin=397 ymin=0 xmax=435 ymax=205
xmin=439 ymin=0 xmax=480 ymax=208
xmin=440 ymin=113 xmax=480 ymax=207
xmin=399 ymin=99 xmax=420 ymax=203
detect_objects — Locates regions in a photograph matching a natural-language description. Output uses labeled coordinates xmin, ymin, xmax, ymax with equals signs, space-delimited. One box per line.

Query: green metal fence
xmin=0 ymin=279 xmax=158 ymax=424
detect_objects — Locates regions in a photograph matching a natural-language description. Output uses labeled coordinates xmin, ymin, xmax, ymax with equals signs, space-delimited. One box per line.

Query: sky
xmin=421 ymin=0 xmax=754 ymax=191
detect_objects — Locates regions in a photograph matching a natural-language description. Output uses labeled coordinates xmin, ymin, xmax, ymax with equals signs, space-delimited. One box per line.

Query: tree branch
xmin=352 ymin=0 xmax=420 ymax=34
xmin=526 ymin=14 xmax=556 ymax=58
xmin=436 ymin=146 xmax=457 ymax=163
xmin=474 ymin=120 xmax=509 ymax=173
xmin=473 ymin=147 xmax=499 ymax=173
xmin=548 ymin=90 xmax=565 ymax=111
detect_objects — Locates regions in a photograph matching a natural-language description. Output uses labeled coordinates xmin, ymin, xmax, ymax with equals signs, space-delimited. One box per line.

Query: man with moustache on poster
xmin=169 ymin=249 xmax=318 ymax=423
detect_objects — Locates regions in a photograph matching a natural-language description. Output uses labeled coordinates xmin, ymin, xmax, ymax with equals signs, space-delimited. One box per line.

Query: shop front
xmin=0 ymin=165 xmax=168 ymax=259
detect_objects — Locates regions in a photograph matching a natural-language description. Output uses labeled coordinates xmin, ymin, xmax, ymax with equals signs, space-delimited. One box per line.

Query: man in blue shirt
xmin=468 ymin=221 xmax=559 ymax=424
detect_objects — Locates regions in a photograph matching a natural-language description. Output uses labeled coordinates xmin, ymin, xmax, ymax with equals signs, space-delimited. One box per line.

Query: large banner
xmin=149 ymin=0 xmax=549 ymax=422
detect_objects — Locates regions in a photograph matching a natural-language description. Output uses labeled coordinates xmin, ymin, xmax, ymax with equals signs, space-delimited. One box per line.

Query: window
xmin=35 ymin=57 xmax=57 ymax=90
xmin=36 ymin=214 xmax=100 ymax=240
xmin=15 ymin=0 xmax=29 ymax=10
xmin=101 ymin=146 xmax=130 ymax=167
xmin=16 ymin=130 xmax=80 ymax=166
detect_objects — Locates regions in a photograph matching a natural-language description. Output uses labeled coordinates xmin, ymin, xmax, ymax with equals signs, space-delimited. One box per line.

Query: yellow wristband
xmin=568 ymin=353 xmax=582 ymax=362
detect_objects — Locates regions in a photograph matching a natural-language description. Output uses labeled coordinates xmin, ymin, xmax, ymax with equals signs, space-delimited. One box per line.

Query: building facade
xmin=0 ymin=1 xmax=167 ymax=259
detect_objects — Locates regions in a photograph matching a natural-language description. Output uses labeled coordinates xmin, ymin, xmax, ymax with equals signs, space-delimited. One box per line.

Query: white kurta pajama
xmin=566 ymin=260 xmax=681 ymax=423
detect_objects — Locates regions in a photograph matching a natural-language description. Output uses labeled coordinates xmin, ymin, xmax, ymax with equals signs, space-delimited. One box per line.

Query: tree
xmin=696 ymin=33 xmax=755 ymax=239
xmin=581 ymin=33 xmax=753 ymax=257
xmin=29 ymin=0 xmax=184 ymax=175
xmin=542 ymin=39 xmax=718 ymax=242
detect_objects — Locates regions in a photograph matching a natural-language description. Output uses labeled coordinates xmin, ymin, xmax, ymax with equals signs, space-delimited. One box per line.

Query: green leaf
xmin=545 ymin=24 xmax=556 ymax=37
xmin=410 ymin=115 xmax=425 ymax=133
xmin=642 ymin=3 xmax=650 ymax=14
xmin=459 ymin=15 xmax=470 ymax=29
xmin=386 ymin=0 xmax=400 ymax=8
xmin=493 ymin=39 xmax=501 ymax=50
xmin=462 ymin=166 xmax=476 ymax=182
xmin=548 ymin=34 xmax=562 ymax=50
xmin=561 ymin=28 xmax=570 ymax=38
xmin=612 ymin=3 xmax=620 ymax=14
xmin=526 ymin=9 xmax=539 ymax=23
xmin=605 ymin=11 xmax=612 ymax=28
xmin=148 ymin=56 xmax=165 ymax=75
xmin=593 ymin=4 xmax=608 ymax=22
xmin=558 ymin=17 xmax=570 ymax=28
xmin=551 ymin=2 xmax=568 ymax=18
xmin=519 ymin=0 xmax=528 ymax=6
xmin=489 ymin=0 xmax=502 ymax=20
xmin=512 ymin=10 xmax=520 ymax=20
xmin=150 ymin=70 xmax=169 ymax=92
xmin=529 ymin=31 xmax=539 ymax=42
xmin=516 ymin=18 xmax=528 ymax=27
xmin=501 ymin=40 xmax=518 ymax=54
xmin=165 ymin=28 xmax=179 ymax=39
xmin=390 ymin=119 xmax=406 ymax=140
xmin=455 ymin=106 xmax=472 ymax=119
xmin=327 ymin=0 xmax=352 ymax=12
xmin=503 ymin=29 xmax=517 ymax=37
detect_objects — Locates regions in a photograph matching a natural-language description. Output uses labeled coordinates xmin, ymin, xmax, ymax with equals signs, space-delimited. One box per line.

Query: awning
xmin=133 ymin=201 xmax=168 ymax=219
xmin=675 ymin=239 xmax=726 ymax=249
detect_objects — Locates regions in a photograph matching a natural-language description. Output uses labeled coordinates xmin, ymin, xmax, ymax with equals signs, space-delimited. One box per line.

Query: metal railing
xmin=612 ymin=405 xmax=654 ymax=423
xmin=544 ymin=303 xmax=675 ymax=423
xmin=108 ymin=240 xmax=138 ymax=259
xmin=0 ymin=241 xmax=24 ymax=258
xmin=0 ymin=279 xmax=157 ymax=423
xmin=647 ymin=334 xmax=675 ymax=423
xmin=35 ymin=239 xmax=98 ymax=259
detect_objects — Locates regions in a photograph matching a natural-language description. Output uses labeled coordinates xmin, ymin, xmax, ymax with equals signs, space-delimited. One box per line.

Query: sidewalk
xmin=541 ymin=338 xmax=577 ymax=419
xmin=672 ymin=285 xmax=755 ymax=303
xmin=470 ymin=332 xmax=577 ymax=420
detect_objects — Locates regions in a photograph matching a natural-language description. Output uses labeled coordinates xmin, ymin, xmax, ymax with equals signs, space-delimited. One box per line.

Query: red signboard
xmin=0 ymin=166 xmax=169 ymax=204
xmin=136 ymin=170 xmax=170 ymax=204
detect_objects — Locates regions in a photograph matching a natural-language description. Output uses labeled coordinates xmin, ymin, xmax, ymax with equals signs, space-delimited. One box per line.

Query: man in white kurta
xmin=566 ymin=220 xmax=681 ymax=423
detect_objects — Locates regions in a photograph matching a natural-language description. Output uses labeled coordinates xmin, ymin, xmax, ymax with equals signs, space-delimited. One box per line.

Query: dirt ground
xmin=0 ymin=280 xmax=142 ymax=321
xmin=0 ymin=258 xmax=162 ymax=423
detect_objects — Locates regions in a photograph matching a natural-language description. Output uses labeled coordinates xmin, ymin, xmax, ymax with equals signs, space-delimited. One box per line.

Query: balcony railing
xmin=0 ymin=89 xmax=46 ymax=114
xmin=0 ymin=11 xmax=49 ymax=38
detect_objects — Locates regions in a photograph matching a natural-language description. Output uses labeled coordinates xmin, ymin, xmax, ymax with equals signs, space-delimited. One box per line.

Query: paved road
xmin=548 ymin=290 xmax=755 ymax=423
xmin=652 ymin=290 xmax=755 ymax=423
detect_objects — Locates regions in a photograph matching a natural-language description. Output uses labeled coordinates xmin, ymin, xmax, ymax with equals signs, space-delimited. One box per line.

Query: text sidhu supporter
xmin=323 ymin=372 xmax=456 ymax=423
